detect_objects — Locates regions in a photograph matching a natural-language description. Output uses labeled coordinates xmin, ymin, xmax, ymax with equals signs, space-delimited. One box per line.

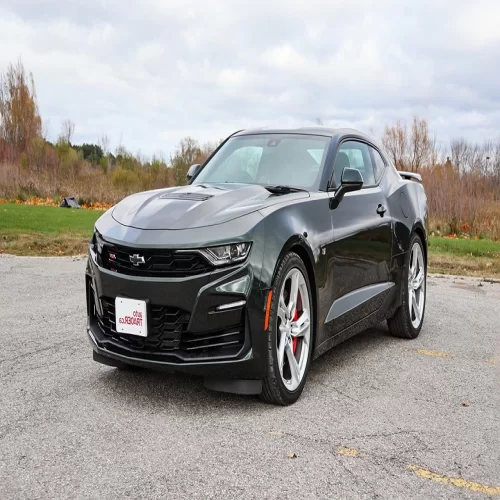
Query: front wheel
xmin=261 ymin=252 xmax=313 ymax=405
xmin=388 ymin=234 xmax=426 ymax=339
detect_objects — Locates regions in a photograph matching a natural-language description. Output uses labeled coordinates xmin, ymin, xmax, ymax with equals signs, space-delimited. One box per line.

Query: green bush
xmin=100 ymin=156 xmax=109 ymax=174
xmin=111 ymin=167 xmax=140 ymax=192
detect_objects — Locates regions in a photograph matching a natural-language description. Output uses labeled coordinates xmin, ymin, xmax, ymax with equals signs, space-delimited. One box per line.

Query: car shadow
xmin=310 ymin=323 xmax=395 ymax=375
xmin=95 ymin=323 xmax=394 ymax=412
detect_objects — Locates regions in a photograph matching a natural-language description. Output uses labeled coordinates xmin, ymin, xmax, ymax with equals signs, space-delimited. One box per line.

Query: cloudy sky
xmin=1 ymin=0 xmax=499 ymax=157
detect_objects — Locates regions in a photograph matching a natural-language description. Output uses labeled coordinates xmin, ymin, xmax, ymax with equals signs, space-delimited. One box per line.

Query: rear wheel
xmin=388 ymin=234 xmax=426 ymax=339
xmin=261 ymin=252 xmax=313 ymax=405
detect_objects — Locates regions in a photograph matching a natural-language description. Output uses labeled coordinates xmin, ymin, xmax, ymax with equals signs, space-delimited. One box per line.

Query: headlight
xmin=199 ymin=243 xmax=251 ymax=266
xmin=90 ymin=229 xmax=104 ymax=254
xmin=89 ymin=230 xmax=105 ymax=266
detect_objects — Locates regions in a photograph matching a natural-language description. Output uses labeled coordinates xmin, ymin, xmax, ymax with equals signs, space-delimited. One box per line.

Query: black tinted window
xmin=333 ymin=141 xmax=376 ymax=187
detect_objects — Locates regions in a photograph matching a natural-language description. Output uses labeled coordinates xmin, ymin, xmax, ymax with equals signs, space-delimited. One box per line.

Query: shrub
xmin=111 ymin=167 xmax=140 ymax=192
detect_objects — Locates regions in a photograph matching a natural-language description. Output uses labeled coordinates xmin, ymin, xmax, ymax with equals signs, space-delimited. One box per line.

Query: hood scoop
xmin=159 ymin=192 xmax=213 ymax=202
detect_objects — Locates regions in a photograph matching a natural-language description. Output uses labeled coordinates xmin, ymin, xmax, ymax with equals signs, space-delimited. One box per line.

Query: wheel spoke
xmin=278 ymin=330 xmax=287 ymax=372
xmin=412 ymin=291 xmax=421 ymax=322
xmin=288 ymin=271 xmax=300 ymax=317
xmin=277 ymin=297 xmax=288 ymax=324
xmin=410 ymin=251 xmax=417 ymax=278
xmin=291 ymin=310 xmax=309 ymax=337
xmin=414 ymin=270 xmax=424 ymax=289
xmin=285 ymin=344 xmax=301 ymax=386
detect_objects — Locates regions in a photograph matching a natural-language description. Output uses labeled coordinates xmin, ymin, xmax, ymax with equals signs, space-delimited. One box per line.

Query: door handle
xmin=376 ymin=204 xmax=387 ymax=216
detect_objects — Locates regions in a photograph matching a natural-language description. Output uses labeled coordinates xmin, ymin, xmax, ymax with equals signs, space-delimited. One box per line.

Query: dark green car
xmin=86 ymin=127 xmax=428 ymax=405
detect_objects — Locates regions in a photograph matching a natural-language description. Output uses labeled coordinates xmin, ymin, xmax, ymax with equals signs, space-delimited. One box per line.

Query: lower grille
xmin=97 ymin=297 xmax=190 ymax=351
xmin=95 ymin=296 xmax=245 ymax=359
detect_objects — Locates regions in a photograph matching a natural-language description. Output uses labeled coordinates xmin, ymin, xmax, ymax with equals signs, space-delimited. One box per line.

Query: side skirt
xmin=312 ymin=284 xmax=399 ymax=360
xmin=325 ymin=282 xmax=395 ymax=323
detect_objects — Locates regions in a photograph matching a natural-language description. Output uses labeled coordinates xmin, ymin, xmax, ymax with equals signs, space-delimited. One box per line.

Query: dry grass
xmin=0 ymin=232 xmax=90 ymax=256
xmin=429 ymin=253 xmax=500 ymax=278
xmin=423 ymin=164 xmax=500 ymax=240
xmin=0 ymin=161 xmax=174 ymax=204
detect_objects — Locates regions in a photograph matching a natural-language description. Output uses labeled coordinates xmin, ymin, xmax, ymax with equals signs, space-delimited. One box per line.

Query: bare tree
xmin=450 ymin=138 xmax=469 ymax=174
xmin=98 ymin=134 xmax=109 ymax=155
xmin=492 ymin=136 xmax=500 ymax=181
xmin=171 ymin=136 xmax=202 ymax=186
xmin=409 ymin=116 xmax=435 ymax=172
xmin=382 ymin=121 xmax=408 ymax=170
xmin=382 ymin=117 xmax=436 ymax=172
xmin=60 ymin=119 xmax=75 ymax=144
xmin=450 ymin=138 xmax=485 ymax=174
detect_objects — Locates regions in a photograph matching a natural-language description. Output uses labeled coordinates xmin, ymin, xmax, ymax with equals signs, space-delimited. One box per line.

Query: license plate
xmin=115 ymin=297 xmax=148 ymax=337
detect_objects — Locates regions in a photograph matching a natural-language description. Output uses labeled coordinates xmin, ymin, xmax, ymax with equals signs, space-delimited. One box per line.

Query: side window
xmin=333 ymin=141 xmax=376 ymax=187
xmin=370 ymin=147 xmax=386 ymax=183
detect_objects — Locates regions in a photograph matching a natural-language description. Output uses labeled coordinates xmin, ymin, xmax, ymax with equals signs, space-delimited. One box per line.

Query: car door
xmin=325 ymin=140 xmax=393 ymax=335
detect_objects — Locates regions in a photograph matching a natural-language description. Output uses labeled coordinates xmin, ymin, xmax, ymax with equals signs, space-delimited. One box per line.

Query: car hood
xmin=111 ymin=183 xmax=309 ymax=230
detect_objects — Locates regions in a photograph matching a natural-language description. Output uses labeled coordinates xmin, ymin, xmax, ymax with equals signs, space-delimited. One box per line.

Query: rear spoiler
xmin=399 ymin=171 xmax=422 ymax=182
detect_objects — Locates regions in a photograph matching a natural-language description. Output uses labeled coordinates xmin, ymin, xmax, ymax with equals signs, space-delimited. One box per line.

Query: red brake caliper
xmin=292 ymin=309 xmax=299 ymax=354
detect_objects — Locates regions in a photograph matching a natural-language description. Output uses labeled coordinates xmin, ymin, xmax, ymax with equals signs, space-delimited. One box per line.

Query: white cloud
xmin=1 ymin=0 xmax=499 ymax=156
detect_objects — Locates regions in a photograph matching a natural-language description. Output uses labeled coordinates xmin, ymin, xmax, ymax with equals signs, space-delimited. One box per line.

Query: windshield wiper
xmin=264 ymin=185 xmax=308 ymax=194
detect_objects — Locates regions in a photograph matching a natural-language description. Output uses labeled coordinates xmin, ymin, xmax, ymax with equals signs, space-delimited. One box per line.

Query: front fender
xmin=258 ymin=197 xmax=330 ymax=291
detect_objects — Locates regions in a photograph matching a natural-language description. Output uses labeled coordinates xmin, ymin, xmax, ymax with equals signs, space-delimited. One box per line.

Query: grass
xmin=1 ymin=204 xmax=499 ymax=278
xmin=0 ymin=203 xmax=104 ymax=256
xmin=428 ymin=236 xmax=500 ymax=278
xmin=429 ymin=236 xmax=500 ymax=257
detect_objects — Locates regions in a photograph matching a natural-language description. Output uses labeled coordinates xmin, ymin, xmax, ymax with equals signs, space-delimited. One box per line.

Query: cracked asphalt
xmin=0 ymin=255 xmax=499 ymax=499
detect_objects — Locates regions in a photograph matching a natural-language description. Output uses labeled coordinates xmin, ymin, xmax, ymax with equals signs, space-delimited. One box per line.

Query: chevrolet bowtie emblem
xmin=129 ymin=254 xmax=145 ymax=266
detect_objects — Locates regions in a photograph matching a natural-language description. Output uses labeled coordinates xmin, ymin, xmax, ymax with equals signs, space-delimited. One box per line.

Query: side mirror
xmin=330 ymin=167 xmax=363 ymax=208
xmin=187 ymin=164 xmax=202 ymax=182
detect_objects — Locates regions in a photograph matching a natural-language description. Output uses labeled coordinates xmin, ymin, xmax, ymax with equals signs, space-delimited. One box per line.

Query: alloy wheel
xmin=408 ymin=242 xmax=426 ymax=329
xmin=276 ymin=268 xmax=311 ymax=391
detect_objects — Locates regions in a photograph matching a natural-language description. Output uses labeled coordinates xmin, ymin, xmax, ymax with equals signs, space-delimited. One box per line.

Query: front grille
xmin=95 ymin=296 xmax=245 ymax=359
xmin=101 ymin=243 xmax=212 ymax=278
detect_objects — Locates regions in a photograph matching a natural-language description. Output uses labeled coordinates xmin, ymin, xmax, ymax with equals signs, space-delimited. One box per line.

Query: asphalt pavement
xmin=0 ymin=255 xmax=499 ymax=499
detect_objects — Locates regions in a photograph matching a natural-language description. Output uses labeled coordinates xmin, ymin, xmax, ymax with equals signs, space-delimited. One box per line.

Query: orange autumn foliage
xmin=0 ymin=197 xmax=113 ymax=211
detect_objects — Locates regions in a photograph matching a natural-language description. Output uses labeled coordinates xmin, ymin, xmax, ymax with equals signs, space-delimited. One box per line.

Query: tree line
xmin=1 ymin=59 xmax=499 ymax=238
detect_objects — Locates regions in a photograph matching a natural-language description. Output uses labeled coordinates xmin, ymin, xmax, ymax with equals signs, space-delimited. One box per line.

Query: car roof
xmin=233 ymin=127 xmax=373 ymax=141
xmin=232 ymin=127 xmax=385 ymax=154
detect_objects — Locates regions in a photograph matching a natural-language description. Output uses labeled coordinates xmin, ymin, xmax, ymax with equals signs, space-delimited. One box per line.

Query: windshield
xmin=193 ymin=134 xmax=330 ymax=190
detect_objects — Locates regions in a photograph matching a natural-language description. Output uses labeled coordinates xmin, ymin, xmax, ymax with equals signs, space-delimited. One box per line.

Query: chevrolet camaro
xmin=86 ymin=127 xmax=428 ymax=405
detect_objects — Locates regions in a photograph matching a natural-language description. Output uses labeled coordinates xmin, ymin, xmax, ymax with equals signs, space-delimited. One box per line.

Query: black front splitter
xmin=87 ymin=328 xmax=263 ymax=395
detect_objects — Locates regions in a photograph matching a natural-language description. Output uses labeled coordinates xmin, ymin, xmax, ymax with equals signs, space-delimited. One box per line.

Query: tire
xmin=388 ymin=233 xmax=426 ymax=339
xmin=261 ymin=252 xmax=313 ymax=405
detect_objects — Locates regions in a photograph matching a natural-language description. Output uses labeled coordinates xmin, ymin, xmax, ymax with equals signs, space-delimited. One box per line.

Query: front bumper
xmin=86 ymin=255 xmax=268 ymax=380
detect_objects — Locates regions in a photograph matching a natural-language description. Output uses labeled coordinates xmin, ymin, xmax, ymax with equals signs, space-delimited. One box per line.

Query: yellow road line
xmin=408 ymin=465 xmax=500 ymax=495
xmin=488 ymin=359 xmax=497 ymax=365
xmin=268 ymin=430 xmax=284 ymax=437
xmin=335 ymin=445 xmax=500 ymax=495
xmin=337 ymin=446 xmax=361 ymax=457
xmin=415 ymin=349 xmax=455 ymax=358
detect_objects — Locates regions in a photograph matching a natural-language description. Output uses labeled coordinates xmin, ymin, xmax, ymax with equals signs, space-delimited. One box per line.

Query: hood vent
xmin=159 ymin=192 xmax=213 ymax=202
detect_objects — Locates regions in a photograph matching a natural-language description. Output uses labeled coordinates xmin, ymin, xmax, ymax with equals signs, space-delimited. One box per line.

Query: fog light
xmin=216 ymin=275 xmax=251 ymax=295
